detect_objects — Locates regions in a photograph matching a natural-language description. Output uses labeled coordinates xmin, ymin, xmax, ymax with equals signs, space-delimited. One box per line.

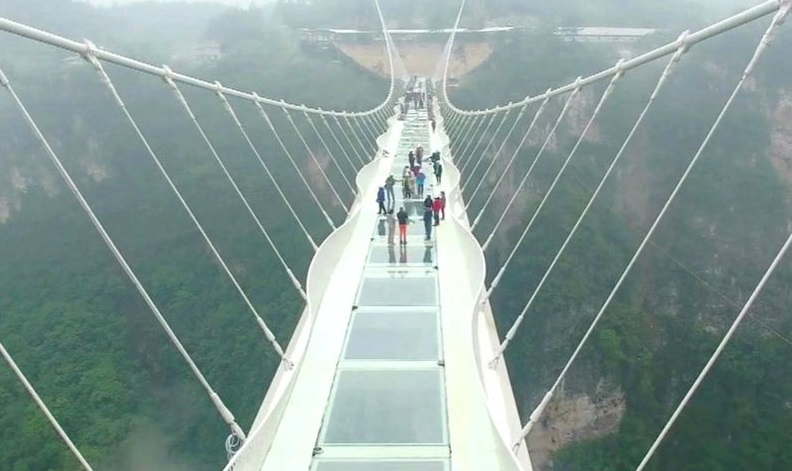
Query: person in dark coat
xmin=423 ymin=208 xmax=433 ymax=240
xmin=396 ymin=207 xmax=409 ymax=244
xmin=433 ymin=161 xmax=443 ymax=184
xmin=376 ymin=186 xmax=386 ymax=214
xmin=423 ymin=195 xmax=433 ymax=211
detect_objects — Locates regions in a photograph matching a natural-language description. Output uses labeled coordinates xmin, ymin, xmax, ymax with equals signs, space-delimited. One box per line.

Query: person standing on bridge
xmin=397 ymin=207 xmax=409 ymax=245
xmin=385 ymin=175 xmax=396 ymax=207
xmin=433 ymin=160 xmax=443 ymax=185
xmin=432 ymin=196 xmax=442 ymax=226
xmin=403 ymin=172 xmax=414 ymax=199
xmin=423 ymin=206 xmax=433 ymax=241
xmin=386 ymin=208 xmax=396 ymax=245
xmin=408 ymin=150 xmax=415 ymax=169
xmin=416 ymin=170 xmax=426 ymax=198
xmin=376 ymin=186 xmax=386 ymax=215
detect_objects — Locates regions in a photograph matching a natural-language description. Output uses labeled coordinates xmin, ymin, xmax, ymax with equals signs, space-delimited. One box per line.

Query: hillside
xmin=1 ymin=1 xmax=791 ymax=470
xmin=336 ymin=40 xmax=494 ymax=78
xmin=450 ymin=23 xmax=792 ymax=471
xmin=0 ymin=2 xmax=387 ymax=470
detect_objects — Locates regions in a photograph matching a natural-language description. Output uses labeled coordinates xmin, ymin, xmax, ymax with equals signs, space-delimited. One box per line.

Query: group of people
xmin=398 ymin=77 xmax=434 ymax=118
xmin=385 ymin=191 xmax=446 ymax=244
xmin=381 ymin=84 xmax=447 ymax=244
xmin=398 ymin=146 xmax=442 ymax=199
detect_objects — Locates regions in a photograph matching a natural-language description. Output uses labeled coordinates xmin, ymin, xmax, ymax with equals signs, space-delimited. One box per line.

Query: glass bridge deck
xmin=311 ymin=106 xmax=449 ymax=470
xmin=254 ymin=91 xmax=527 ymax=471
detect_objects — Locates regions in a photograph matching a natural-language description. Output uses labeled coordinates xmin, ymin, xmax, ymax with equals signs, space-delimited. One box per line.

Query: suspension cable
xmin=471 ymin=94 xmax=551 ymax=229
xmin=353 ymin=115 xmax=375 ymax=157
xmin=321 ymin=113 xmax=364 ymax=170
xmin=364 ymin=114 xmax=382 ymax=146
xmin=445 ymin=112 xmax=462 ymax=136
xmin=461 ymin=108 xmax=514 ymax=192
xmin=0 ymin=340 xmax=95 ymax=471
xmin=449 ymin=115 xmax=472 ymax=155
xmin=215 ymin=91 xmax=319 ymax=251
xmin=456 ymin=114 xmax=488 ymax=169
xmin=282 ymin=107 xmax=349 ymax=211
xmin=481 ymin=83 xmax=582 ymax=250
xmin=449 ymin=113 xmax=475 ymax=157
xmin=439 ymin=1 xmax=783 ymax=115
xmin=359 ymin=113 xmax=379 ymax=147
xmin=211 ymin=94 xmax=314 ymax=295
xmin=633 ymin=6 xmax=791 ymax=468
xmin=484 ymin=72 xmax=622 ymax=310
xmin=432 ymin=34 xmax=455 ymax=83
xmin=303 ymin=109 xmax=357 ymax=193
xmin=85 ymin=54 xmax=302 ymax=363
xmin=510 ymin=3 xmax=790 ymax=451
xmin=498 ymin=45 xmax=687 ymax=408
xmin=453 ymin=114 xmax=483 ymax=166
xmin=636 ymin=229 xmax=792 ymax=470
xmin=0 ymin=18 xmax=395 ymax=118
xmin=0 ymin=66 xmax=246 ymax=441
xmin=460 ymin=113 xmax=501 ymax=175
xmin=345 ymin=115 xmax=373 ymax=162
xmin=370 ymin=108 xmax=383 ymax=130
xmin=333 ymin=114 xmax=367 ymax=166
xmin=255 ymin=101 xmax=337 ymax=229
xmin=466 ymin=104 xmax=528 ymax=207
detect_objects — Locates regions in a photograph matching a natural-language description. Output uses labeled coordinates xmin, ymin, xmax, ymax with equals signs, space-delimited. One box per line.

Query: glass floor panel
xmin=322 ymin=369 xmax=446 ymax=445
xmin=344 ymin=310 xmax=440 ymax=360
xmin=372 ymin=218 xmax=434 ymax=240
xmin=357 ymin=274 xmax=437 ymax=306
xmin=367 ymin=245 xmax=435 ymax=265
xmin=314 ymin=461 xmax=447 ymax=471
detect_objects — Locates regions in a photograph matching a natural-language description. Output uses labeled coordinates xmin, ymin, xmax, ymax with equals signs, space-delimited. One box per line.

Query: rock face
xmin=528 ymin=385 xmax=627 ymax=470
xmin=336 ymin=41 xmax=495 ymax=78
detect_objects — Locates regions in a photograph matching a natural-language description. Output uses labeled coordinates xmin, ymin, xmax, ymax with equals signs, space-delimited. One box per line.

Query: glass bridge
xmin=229 ymin=79 xmax=530 ymax=471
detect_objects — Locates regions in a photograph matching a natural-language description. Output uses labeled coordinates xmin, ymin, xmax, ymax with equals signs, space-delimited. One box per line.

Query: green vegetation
xmin=2 ymin=0 xmax=791 ymax=470
xmin=0 ymin=1 xmax=386 ymax=470
xmin=452 ymin=16 xmax=792 ymax=471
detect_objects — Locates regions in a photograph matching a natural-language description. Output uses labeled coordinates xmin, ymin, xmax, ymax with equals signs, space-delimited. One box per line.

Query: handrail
xmin=440 ymin=0 xmax=784 ymax=116
xmin=0 ymin=2 xmax=398 ymax=118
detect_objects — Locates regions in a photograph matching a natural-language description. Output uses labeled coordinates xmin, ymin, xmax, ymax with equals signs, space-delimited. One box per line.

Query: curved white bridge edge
xmin=221 ymin=114 xmax=399 ymax=471
xmin=224 ymin=107 xmax=529 ymax=471
xmin=435 ymin=109 xmax=532 ymax=471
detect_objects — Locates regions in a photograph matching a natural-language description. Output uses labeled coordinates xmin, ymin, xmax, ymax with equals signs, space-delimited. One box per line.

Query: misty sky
xmin=78 ymin=0 xmax=274 ymax=6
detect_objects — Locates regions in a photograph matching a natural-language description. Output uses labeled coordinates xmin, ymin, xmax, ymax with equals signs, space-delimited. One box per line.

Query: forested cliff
xmin=0 ymin=2 xmax=385 ymax=469
xmin=450 ymin=16 xmax=792 ymax=471
xmin=0 ymin=1 xmax=790 ymax=471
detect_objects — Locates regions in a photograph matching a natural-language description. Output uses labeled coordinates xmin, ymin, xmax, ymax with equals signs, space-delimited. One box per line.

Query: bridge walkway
xmin=257 ymin=93 xmax=517 ymax=471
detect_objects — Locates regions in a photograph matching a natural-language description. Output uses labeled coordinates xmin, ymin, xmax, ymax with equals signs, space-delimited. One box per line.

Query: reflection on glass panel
xmin=315 ymin=461 xmax=446 ymax=471
xmin=372 ymin=218 xmax=429 ymax=240
xmin=345 ymin=311 xmax=439 ymax=360
xmin=369 ymin=245 xmax=434 ymax=265
xmin=358 ymin=276 xmax=437 ymax=306
xmin=323 ymin=370 xmax=446 ymax=444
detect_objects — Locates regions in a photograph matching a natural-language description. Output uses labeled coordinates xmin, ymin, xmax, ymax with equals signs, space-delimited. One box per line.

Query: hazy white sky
xmin=78 ymin=0 xmax=274 ymax=7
